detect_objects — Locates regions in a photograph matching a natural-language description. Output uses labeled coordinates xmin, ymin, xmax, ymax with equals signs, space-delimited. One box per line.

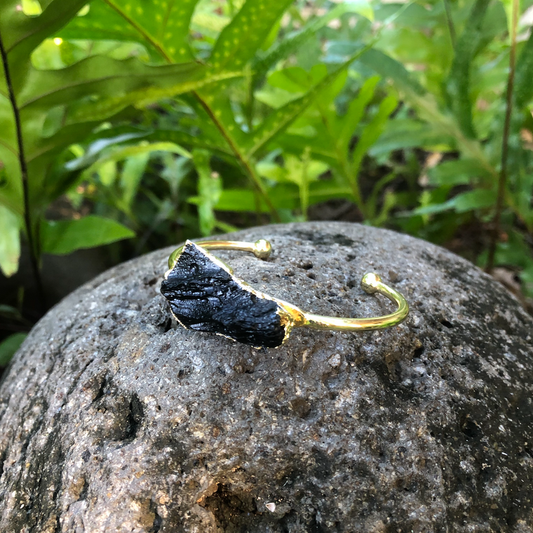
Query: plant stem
xmin=245 ymin=72 xmax=255 ymax=133
xmin=486 ymin=0 xmax=519 ymax=273
xmin=193 ymin=91 xmax=281 ymax=222
xmin=443 ymin=0 xmax=456 ymax=47
xmin=300 ymin=148 xmax=310 ymax=220
xmin=0 ymin=33 xmax=46 ymax=312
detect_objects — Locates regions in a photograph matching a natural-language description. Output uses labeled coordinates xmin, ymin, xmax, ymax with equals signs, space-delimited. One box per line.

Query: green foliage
xmin=41 ymin=216 xmax=135 ymax=255
xmin=0 ymin=0 xmax=216 ymax=277
xmin=189 ymin=150 xmax=224 ymax=236
xmin=54 ymin=0 xmax=382 ymax=233
xmin=251 ymin=67 xmax=397 ymax=220
xmin=1 ymin=0 xmax=532 ymax=324
xmin=58 ymin=0 xmax=199 ymax=61
xmin=444 ymin=0 xmax=491 ymax=138
xmin=0 ymin=205 xmax=19 ymax=276
xmin=348 ymin=0 xmax=533 ymax=296
xmin=0 ymin=0 xmax=383 ymax=280
xmin=0 ymin=332 xmax=27 ymax=366
xmin=515 ymin=32 xmax=533 ymax=108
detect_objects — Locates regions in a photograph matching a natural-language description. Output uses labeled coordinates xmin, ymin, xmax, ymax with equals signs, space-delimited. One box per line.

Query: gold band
xmin=167 ymin=239 xmax=409 ymax=333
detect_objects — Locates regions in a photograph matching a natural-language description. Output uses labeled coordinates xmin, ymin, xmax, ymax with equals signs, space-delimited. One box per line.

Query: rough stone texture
xmin=1 ymin=221 xmax=532 ymax=533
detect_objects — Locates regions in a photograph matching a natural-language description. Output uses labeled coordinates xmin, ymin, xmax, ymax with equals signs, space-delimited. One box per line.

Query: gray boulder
xmin=0 ymin=222 xmax=532 ymax=533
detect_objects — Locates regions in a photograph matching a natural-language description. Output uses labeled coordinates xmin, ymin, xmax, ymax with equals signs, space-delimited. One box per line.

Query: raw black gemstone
xmin=160 ymin=242 xmax=286 ymax=347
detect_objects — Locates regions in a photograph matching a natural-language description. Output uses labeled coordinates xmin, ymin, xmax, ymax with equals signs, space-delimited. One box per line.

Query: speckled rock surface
xmin=1 ymin=222 xmax=532 ymax=533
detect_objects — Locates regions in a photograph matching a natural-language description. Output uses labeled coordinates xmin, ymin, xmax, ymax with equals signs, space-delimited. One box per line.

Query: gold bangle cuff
xmin=162 ymin=239 xmax=409 ymax=348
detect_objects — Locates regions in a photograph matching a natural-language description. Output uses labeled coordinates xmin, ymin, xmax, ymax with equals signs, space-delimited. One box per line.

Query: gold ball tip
xmin=361 ymin=272 xmax=382 ymax=294
xmin=254 ymin=239 xmax=272 ymax=259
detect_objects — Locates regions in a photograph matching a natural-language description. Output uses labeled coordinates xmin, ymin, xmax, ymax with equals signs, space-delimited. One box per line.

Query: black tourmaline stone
xmin=160 ymin=242 xmax=286 ymax=347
